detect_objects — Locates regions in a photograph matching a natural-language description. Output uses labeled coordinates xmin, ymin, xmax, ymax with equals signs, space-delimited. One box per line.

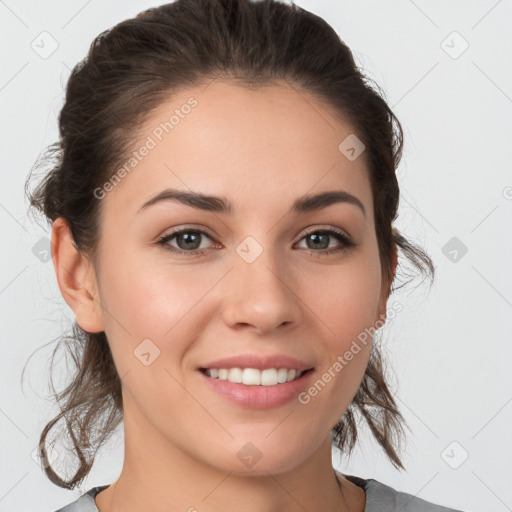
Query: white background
xmin=1 ymin=1 xmax=511 ymax=511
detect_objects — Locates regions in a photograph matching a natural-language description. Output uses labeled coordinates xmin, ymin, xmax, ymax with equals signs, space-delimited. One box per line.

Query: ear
xmin=376 ymin=242 xmax=398 ymax=324
xmin=51 ymin=217 xmax=105 ymax=333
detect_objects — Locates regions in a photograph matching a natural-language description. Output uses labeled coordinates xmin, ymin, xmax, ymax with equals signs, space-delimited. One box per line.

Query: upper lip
xmin=199 ymin=354 xmax=314 ymax=372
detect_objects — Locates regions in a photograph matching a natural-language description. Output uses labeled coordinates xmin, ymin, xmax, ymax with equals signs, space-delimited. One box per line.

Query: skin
xmin=52 ymin=79 xmax=397 ymax=512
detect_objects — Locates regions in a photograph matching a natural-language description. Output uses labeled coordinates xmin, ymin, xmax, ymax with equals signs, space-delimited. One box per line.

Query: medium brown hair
xmin=25 ymin=0 xmax=435 ymax=489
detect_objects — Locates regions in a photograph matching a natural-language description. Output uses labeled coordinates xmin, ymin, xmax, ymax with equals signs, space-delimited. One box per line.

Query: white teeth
xmin=277 ymin=368 xmax=288 ymax=383
xmin=228 ymin=367 xmax=243 ymax=383
xmin=260 ymin=368 xmax=277 ymax=386
xmin=242 ymin=368 xmax=261 ymax=385
xmin=204 ymin=367 xmax=304 ymax=386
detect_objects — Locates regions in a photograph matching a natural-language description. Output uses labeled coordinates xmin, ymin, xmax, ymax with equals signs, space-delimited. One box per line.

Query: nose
xmin=221 ymin=248 xmax=303 ymax=335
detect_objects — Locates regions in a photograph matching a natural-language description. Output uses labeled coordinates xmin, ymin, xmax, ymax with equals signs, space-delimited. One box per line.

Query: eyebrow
xmin=137 ymin=188 xmax=366 ymax=217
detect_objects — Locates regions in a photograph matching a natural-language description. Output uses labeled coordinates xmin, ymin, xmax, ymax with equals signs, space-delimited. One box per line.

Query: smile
xmin=201 ymin=367 xmax=306 ymax=386
xmin=198 ymin=367 xmax=314 ymax=409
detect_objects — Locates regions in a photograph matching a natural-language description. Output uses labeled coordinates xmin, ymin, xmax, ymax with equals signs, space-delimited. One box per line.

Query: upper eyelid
xmin=160 ymin=224 xmax=353 ymax=244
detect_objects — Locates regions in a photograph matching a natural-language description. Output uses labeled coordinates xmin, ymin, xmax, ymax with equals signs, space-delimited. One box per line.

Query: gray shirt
xmin=54 ymin=474 xmax=466 ymax=511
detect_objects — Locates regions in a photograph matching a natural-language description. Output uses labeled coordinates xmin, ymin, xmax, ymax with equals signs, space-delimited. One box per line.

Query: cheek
xmin=99 ymin=245 xmax=199 ymax=330
xmin=96 ymin=254 xmax=210 ymax=423
xmin=308 ymin=254 xmax=383 ymax=350
xmin=96 ymin=248 xmax=217 ymax=372
xmin=298 ymin=255 xmax=381 ymax=419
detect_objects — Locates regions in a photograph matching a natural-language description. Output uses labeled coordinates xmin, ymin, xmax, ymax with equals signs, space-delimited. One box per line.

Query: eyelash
xmin=156 ymin=226 xmax=356 ymax=257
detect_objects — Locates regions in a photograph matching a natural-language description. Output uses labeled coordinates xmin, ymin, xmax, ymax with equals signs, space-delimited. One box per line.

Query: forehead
xmin=102 ymin=79 xmax=373 ymax=219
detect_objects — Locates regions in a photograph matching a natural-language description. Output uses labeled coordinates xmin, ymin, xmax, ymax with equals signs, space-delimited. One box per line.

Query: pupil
xmin=309 ymin=233 xmax=328 ymax=249
xmin=176 ymin=232 xmax=330 ymax=251
xmin=180 ymin=232 xmax=199 ymax=250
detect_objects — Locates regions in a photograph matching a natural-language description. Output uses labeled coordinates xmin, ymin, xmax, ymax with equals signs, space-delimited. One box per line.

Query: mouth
xmin=199 ymin=367 xmax=313 ymax=386
xmin=197 ymin=366 xmax=315 ymax=410
xmin=197 ymin=355 xmax=315 ymax=409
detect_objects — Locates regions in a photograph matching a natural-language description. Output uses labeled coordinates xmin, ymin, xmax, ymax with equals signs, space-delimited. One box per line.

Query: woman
xmin=25 ymin=0 xmax=468 ymax=510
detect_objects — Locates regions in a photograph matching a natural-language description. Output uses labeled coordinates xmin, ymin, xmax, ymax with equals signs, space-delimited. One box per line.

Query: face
xmin=85 ymin=80 xmax=391 ymax=475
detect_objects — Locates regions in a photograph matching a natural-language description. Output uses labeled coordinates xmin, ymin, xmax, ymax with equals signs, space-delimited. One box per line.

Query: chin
xmin=196 ymin=431 xmax=318 ymax=476
xmin=210 ymin=453 xmax=307 ymax=477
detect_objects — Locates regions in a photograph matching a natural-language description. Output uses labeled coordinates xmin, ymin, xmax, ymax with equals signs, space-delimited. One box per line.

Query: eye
xmin=156 ymin=226 xmax=357 ymax=257
xmin=294 ymin=228 xmax=356 ymax=257
xmin=157 ymin=227 xmax=217 ymax=256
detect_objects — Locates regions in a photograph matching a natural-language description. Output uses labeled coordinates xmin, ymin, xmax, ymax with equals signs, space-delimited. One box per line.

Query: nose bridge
xmin=239 ymin=245 xmax=286 ymax=298
xmin=221 ymin=233 xmax=301 ymax=332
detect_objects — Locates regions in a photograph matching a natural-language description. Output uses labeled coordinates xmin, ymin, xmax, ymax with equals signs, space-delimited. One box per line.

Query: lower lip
xmin=198 ymin=370 xmax=314 ymax=409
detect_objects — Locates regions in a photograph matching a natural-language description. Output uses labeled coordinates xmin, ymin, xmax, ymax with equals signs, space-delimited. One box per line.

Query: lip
xmin=199 ymin=354 xmax=313 ymax=372
xmin=197 ymin=354 xmax=315 ymax=409
xmin=198 ymin=369 xmax=314 ymax=409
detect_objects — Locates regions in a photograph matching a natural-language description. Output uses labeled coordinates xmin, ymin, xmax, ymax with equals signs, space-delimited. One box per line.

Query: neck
xmin=95 ymin=400 xmax=365 ymax=512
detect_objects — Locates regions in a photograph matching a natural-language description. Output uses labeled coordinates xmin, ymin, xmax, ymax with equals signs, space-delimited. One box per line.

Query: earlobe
xmin=51 ymin=217 xmax=105 ymax=333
